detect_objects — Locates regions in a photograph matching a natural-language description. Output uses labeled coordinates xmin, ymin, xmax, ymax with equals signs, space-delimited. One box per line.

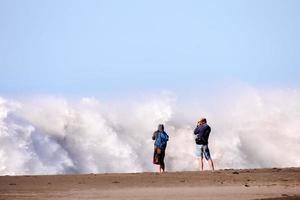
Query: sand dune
xmin=0 ymin=168 xmax=299 ymax=200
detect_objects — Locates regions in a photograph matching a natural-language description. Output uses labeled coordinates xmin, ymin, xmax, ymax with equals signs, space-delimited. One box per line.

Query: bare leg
xmin=157 ymin=165 xmax=161 ymax=173
xmin=208 ymin=159 xmax=214 ymax=171
xmin=198 ymin=158 xmax=204 ymax=171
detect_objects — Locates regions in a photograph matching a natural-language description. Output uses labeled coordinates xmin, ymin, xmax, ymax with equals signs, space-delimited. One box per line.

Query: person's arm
xmin=194 ymin=126 xmax=199 ymax=135
xmin=205 ymin=126 xmax=211 ymax=140
xmin=194 ymin=126 xmax=199 ymax=140
xmin=164 ymin=132 xmax=169 ymax=141
xmin=152 ymin=131 xmax=157 ymax=140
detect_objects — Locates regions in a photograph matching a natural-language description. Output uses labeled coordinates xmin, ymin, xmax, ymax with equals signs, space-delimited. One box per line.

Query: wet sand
xmin=0 ymin=168 xmax=299 ymax=200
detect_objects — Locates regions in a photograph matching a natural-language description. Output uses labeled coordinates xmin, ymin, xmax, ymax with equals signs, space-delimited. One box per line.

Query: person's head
xmin=197 ymin=118 xmax=207 ymax=126
xmin=158 ymin=124 xmax=164 ymax=132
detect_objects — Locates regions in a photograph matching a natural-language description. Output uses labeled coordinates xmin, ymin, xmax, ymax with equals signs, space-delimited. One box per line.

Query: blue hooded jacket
xmin=153 ymin=124 xmax=169 ymax=150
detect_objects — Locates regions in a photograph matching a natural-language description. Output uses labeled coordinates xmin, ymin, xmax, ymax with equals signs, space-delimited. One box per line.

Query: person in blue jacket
xmin=194 ymin=118 xmax=214 ymax=171
xmin=152 ymin=124 xmax=169 ymax=173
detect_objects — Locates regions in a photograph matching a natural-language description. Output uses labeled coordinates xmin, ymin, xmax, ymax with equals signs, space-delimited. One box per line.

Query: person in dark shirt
xmin=194 ymin=118 xmax=214 ymax=171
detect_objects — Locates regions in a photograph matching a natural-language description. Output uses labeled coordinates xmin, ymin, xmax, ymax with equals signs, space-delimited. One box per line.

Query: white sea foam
xmin=0 ymin=87 xmax=299 ymax=175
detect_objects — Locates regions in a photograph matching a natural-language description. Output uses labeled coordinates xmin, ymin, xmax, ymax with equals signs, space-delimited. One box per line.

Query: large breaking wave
xmin=0 ymin=87 xmax=300 ymax=175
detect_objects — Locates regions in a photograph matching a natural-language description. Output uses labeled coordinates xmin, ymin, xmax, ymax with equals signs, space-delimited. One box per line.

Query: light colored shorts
xmin=195 ymin=144 xmax=211 ymax=160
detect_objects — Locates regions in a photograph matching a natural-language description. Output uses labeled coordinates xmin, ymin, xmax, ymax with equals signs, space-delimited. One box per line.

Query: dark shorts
xmin=195 ymin=144 xmax=211 ymax=160
xmin=153 ymin=147 xmax=165 ymax=165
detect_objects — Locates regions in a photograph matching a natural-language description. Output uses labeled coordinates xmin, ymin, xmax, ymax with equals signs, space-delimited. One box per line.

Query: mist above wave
xmin=0 ymin=87 xmax=299 ymax=175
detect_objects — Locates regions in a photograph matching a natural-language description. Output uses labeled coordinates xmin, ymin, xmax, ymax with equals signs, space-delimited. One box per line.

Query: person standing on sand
xmin=194 ymin=118 xmax=214 ymax=171
xmin=152 ymin=124 xmax=169 ymax=173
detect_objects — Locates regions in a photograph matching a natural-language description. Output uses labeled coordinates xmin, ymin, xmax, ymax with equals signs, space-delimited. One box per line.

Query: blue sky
xmin=0 ymin=0 xmax=299 ymax=97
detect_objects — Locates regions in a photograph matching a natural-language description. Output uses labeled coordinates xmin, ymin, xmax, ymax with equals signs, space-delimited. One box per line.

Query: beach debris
xmin=112 ymin=181 xmax=120 ymax=184
xmin=272 ymin=168 xmax=282 ymax=172
xmin=232 ymin=171 xmax=239 ymax=174
xmin=280 ymin=179 xmax=289 ymax=182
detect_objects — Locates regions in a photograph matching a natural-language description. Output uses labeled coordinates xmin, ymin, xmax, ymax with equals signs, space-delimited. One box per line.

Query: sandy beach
xmin=0 ymin=167 xmax=299 ymax=200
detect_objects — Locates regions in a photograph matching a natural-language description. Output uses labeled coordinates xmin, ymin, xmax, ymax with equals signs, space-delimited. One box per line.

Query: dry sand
xmin=0 ymin=168 xmax=299 ymax=200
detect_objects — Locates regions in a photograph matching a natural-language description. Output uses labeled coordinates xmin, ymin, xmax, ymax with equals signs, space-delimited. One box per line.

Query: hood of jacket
xmin=158 ymin=124 xmax=164 ymax=132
